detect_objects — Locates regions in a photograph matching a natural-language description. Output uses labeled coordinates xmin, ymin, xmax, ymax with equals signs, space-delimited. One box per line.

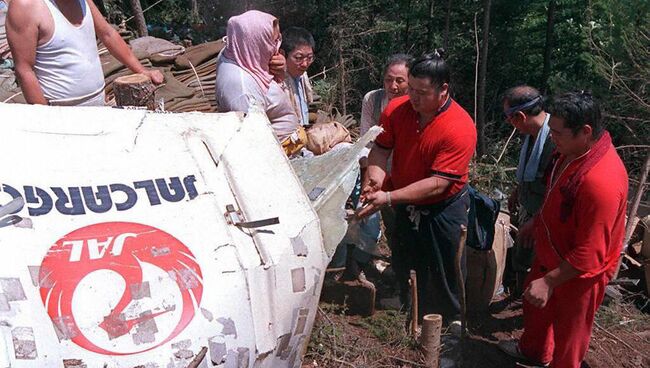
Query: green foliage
xmin=109 ymin=0 xmax=648 ymax=190
xmin=357 ymin=310 xmax=417 ymax=348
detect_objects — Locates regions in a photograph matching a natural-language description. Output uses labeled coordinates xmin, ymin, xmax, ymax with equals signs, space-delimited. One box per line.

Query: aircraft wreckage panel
xmin=0 ymin=103 xmax=344 ymax=367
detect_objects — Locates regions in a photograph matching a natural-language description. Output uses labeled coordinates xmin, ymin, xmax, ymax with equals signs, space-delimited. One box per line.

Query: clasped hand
xmin=356 ymin=178 xmax=388 ymax=218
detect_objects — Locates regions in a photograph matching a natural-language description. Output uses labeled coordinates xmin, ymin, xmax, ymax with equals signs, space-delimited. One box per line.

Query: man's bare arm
xmin=6 ymin=0 xmax=48 ymax=104
xmin=88 ymin=1 xmax=163 ymax=84
xmin=390 ymin=175 xmax=453 ymax=205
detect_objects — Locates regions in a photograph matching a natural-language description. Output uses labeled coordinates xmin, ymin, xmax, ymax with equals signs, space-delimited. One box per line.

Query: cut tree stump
xmin=421 ymin=314 xmax=442 ymax=367
xmin=114 ymin=74 xmax=155 ymax=110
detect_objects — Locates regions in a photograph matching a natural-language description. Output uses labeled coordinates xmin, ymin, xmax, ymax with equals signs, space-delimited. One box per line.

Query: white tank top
xmin=35 ymin=0 xmax=105 ymax=102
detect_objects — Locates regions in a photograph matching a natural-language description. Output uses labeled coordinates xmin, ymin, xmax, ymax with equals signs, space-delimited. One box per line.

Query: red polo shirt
xmin=375 ymin=95 xmax=476 ymax=205
xmin=535 ymin=144 xmax=628 ymax=278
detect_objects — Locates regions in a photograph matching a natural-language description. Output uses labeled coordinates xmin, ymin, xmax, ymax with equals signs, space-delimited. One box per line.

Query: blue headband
xmin=505 ymin=95 xmax=542 ymax=116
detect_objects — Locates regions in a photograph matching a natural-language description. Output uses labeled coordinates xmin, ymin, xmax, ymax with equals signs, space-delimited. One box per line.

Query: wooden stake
xmin=422 ymin=314 xmax=442 ymax=368
xmin=455 ymin=225 xmax=468 ymax=349
xmin=114 ymin=74 xmax=155 ymax=110
xmin=410 ymin=269 xmax=418 ymax=337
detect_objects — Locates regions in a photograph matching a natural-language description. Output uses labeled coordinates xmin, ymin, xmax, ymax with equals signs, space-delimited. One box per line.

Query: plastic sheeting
xmin=291 ymin=126 xmax=382 ymax=257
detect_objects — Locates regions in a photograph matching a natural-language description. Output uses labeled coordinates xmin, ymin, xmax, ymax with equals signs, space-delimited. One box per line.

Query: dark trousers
xmin=395 ymin=189 xmax=470 ymax=322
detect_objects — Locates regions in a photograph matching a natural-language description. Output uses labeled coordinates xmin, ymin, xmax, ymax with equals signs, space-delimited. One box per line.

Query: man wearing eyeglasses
xmin=502 ymin=85 xmax=555 ymax=295
xmin=280 ymin=27 xmax=315 ymax=126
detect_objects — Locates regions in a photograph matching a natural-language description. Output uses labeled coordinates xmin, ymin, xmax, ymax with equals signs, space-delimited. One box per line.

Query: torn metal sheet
xmin=0 ymin=103 xmax=373 ymax=367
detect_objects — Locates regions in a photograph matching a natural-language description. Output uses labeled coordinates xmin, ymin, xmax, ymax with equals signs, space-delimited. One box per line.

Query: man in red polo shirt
xmin=499 ymin=91 xmax=628 ymax=368
xmin=358 ymin=50 xmax=477 ymax=328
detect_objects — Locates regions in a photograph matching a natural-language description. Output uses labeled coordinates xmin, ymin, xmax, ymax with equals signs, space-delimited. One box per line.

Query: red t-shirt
xmin=375 ymin=95 xmax=477 ymax=205
xmin=534 ymin=145 xmax=628 ymax=278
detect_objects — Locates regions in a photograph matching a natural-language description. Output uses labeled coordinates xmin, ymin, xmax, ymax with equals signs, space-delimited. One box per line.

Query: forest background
xmin=100 ymin=0 xmax=648 ymax=197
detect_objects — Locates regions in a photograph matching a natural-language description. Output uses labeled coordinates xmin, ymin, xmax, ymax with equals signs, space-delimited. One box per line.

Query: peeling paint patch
xmin=311 ymin=269 xmax=322 ymax=296
xmin=0 ymin=294 xmax=9 ymax=312
xmin=27 ymin=266 xmax=40 ymax=287
xmin=225 ymin=348 xmax=249 ymax=368
xmin=0 ymin=278 xmax=26 ymax=301
xmin=133 ymin=311 xmax=159 ymax=345
xmin=236 ymin=347 xmax=250 ymax=368
xmin=291 ymin=268 xmax=306 ymax=293
xmin=101 ymin=313 xmax=129 ymax=339
xmin=37 ymin=267 xmax=55 ymax=288
xmin=130 ymin=281 xmax=151 ymax=300
xmin=169 ymin=269 xmax=199 ymax=290
xmin=290 ymin=237 xmax=308 ymax=257
xmin=274 ymin=333 xmax=291 ymax=358
xmin=151 ymin=246 xmax=171 ymax=257
xmin=172 ymin=339 xmax=194 ymax=360
xmin=217 ymin=317 xmax=237 ymax=338
xmin=16 ymin=218 xmax=32 ymax=228
xmin=208 ymin=337 xmax=227 ymax=364
xmin=63 ymin=358 xmax=87 ymax=368
xmin=12 ymin=327 xmax=37 ymax=360
xmin=200 ymin=308 xmax=214 ymax=322
xmin=293 ymin=308 xmax=309 ymax=336
xmin=53 ymin=315 xmax=78 ymax=340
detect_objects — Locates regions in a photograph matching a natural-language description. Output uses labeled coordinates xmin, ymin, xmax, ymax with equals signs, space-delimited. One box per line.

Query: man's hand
xmin=269 ymin=53 xmax=286 ymax=82
xmin=356 ymin=190 xmax=388 ymax=218
xmin=361 ymin=178 xmax=381 ymax=199
xmin=143 ymin=69 xmax=164 ymax=85
xmin=517 ymin=217 xmax=536 ymax=249
xmin=524 ymin=276 xmax=553 ymax=308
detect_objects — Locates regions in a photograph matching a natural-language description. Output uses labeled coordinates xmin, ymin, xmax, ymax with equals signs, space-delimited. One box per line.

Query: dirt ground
xmin=303 ymin=284 xmax=650 ymax=368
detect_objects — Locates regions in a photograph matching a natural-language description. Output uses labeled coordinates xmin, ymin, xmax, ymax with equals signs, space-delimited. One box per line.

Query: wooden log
xmin=421 ymin=314 xmax=442 ymax=368
xmin=113 ymin=74 xmax=155 ymax=110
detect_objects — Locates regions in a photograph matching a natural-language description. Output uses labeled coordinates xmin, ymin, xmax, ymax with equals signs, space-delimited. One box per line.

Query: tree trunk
xmin=338 ymin=39 xmax=347 ymax=116
xmin=191 ymin=0 xmax=200 ymax=21
xmin=476 ymin=0 xmax=492 ymax=157
xmin=541 ymin=0 xmax=556 ymax=93
xmin=403 ymin=0 xmax=412 ymax=48
xmin=114 ymin=74 xmax=156 ymax=110
xmin=128 ymin=0 xmax=148 ymax=37
xmin=427 ymin=0 xmax=435 ymax=51
xmin=443 ymin=0 xmax=452 ymax=49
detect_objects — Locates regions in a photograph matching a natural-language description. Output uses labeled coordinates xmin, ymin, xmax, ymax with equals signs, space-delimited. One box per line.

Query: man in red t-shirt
xmin=499 ymin=91 xmax=628 ymax=368
xmin=358 ymin=50 xmax=477 ymax=327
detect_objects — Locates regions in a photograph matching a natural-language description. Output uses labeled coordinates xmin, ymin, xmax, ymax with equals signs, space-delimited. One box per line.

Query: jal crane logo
xmin=38 ymin=222 xmax=203 ymax=355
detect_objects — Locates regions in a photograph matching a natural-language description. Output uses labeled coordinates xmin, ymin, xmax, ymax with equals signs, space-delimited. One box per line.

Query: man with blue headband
xmin=502 ymin=85 xmax=555 ymax=295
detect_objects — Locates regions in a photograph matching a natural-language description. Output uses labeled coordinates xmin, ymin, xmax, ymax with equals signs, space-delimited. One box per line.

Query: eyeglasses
xmin=290 ymin=54 xmax=315 ymax=63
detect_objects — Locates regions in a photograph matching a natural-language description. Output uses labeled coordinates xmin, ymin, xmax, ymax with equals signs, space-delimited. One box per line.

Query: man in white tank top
xmin=6 ymin=0 xmax=163 ymax=106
